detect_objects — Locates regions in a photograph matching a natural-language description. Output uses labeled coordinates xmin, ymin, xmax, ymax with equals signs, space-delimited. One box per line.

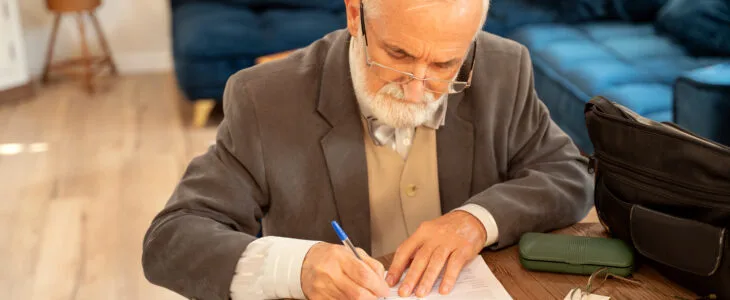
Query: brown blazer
xmin=142 ymin=29 xmax=594 ymax=299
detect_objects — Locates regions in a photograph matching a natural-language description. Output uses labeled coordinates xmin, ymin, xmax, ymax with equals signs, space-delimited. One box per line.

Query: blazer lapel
xmin=437 ymin=92 xmax=475 ymax=212
xmin=317 ymin=31 xmax=372 ymax=253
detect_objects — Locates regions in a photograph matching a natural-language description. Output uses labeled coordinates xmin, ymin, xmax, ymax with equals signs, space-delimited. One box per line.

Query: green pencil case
xmin=518 ymin=232 xmax=635 ymax=277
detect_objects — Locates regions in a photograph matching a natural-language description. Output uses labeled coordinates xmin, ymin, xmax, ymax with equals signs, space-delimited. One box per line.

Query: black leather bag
xmin=584 ymin=96 xmax=730 ymax=299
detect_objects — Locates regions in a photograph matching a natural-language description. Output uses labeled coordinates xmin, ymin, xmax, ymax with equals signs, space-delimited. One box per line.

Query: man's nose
xmin=403 ymin=80 xmax=425 ymax=103
xmin=403 ymin=65 xmax=428 ymax=103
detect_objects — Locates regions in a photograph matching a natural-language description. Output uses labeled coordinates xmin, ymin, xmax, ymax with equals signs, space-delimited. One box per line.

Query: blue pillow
xmin=608 ymin=0 xmax=669 ymax=21
xmin=526 ymin=0 xmax=612 ymax=23
xmin=558 ymin=0 xmax=613 ymax=22
xmin=237 ymin=0 xmax=343 ymax=10
xmin=655 ymin=0 xmax=730 ymax=56
xmin=172 ymin=0 xmax=344 ymax=11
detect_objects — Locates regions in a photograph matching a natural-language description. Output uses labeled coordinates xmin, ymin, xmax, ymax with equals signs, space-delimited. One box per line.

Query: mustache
xmin=379 ymin=82 xmax=437 ymax=105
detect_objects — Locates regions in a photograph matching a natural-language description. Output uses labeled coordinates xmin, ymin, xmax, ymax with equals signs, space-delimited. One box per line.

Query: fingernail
xmin=399 ymin=284 xmax=411 ymax=296
xmin=440 ymin=283 xmax=452 ymax=294
xmin=386 ymin=274 xmax=394 ymax=286
xmin=417 ymin=287 xmax=427 ymax=296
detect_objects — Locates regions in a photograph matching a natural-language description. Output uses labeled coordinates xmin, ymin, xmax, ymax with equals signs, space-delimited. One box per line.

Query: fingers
xmin=335 ymin=275 xmax=379 ymax=300
xmin=439 ymin=249 xmax=469 ymax=295
xmin=342 ymin=252 xmax=389 ymax=297
xmin=398 ymin=245 xmax=433 ymax=297
xmin=414 ymin=246 xmax=451 ymax=297
xmin=357 ymin=248 xmax=386 ymax=279
xmin=302 ymin=243 xmax=391 ymax=300
xmin=321 ymin=275 xmax=347 ymax=300
xmin=386 ymin=235 xmax=421 ymax=287
xmin=305 ymin=272 xmax=343 ymax=300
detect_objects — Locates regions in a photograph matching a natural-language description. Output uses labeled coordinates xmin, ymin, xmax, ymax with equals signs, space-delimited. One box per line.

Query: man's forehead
xmin=373 ymin=0 xmax=483 ymax=19
xmin=368 ymin=0 xmax=482 ymax=56
xmin=400 ymin=0 xmax=480 ymax=13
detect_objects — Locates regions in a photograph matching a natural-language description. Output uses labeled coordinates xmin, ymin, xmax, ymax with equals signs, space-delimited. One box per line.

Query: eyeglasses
xmin=359 ymin=1 xmax=476 ymax=94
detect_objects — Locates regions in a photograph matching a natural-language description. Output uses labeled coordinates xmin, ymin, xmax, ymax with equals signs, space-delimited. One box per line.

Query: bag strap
xmin=585 ymin=96 xmax=730 ymax=154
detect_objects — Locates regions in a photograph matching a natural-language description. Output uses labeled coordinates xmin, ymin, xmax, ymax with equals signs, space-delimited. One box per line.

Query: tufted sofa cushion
xmin=171 ymin=0 xmax=343 ymax=10
xmin=483 ymin=0 xmax=560 ymax=37
xmin=173 ymin=2 xmax=345 ymax=58
xmin=171 ymin=1 xmax=346 ymax=100
xmin=608 ymin=0 xmax=669 ymax=21
xmin=510 ymin=22 xmax=729 ymax=152
xmin=654 ymin=0 xmax=730 ymax=57
xmin=674 ymin=64 xmax=730 ymax=146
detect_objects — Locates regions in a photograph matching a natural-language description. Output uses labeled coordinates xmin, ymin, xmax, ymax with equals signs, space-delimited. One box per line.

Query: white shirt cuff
xmin=453 ymin=204 xmax=500 ymax=247
xmin=230 ymin=236 xmax=319 ymax=300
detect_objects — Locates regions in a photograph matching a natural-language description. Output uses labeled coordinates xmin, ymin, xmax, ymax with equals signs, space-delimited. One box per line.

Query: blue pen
xmin=331 ymin=220 xmax=363 ymax=260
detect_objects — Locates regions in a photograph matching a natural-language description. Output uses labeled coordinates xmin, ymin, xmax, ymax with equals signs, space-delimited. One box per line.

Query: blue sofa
xmin=170 ymin=0 xmax=730 ymax=148
xmin=484 ymin=0 xmax=730 ymax=151
xmin=170 ymin=0 xmax=347 ymax=101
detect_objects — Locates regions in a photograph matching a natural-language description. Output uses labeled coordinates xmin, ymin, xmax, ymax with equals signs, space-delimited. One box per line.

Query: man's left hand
xmin=386 ymin=210 xmax=487 ymax=298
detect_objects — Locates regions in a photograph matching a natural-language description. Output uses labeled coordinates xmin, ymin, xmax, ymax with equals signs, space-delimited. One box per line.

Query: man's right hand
xmin=301 ymin=242 xmax=390 ymax=300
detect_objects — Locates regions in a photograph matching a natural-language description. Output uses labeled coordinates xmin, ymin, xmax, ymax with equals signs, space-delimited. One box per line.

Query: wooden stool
xmin=42 ymin=0 xmax=118 ymax=93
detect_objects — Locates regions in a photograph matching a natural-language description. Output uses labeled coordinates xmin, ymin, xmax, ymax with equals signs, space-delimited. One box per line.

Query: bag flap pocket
xmin=630 ymin=205 xmax=726 ymax=276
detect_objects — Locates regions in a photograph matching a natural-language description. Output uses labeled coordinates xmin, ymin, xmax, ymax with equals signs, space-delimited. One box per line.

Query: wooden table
xmin=378 ymin=223 xmax=697 ymax=300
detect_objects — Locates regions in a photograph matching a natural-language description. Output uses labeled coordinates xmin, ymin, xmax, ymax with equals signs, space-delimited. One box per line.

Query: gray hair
xmin=363 ymin=0 xmax=490 ymax=34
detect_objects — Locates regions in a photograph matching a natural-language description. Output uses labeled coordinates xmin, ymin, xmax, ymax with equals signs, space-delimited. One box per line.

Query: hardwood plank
xmin=0 ymin=74 xmax=196 ymax=300
xmin=29 ymin=198 xmax=85 ymax=300
xmin=0 ymin=77 xmax=69 ymax=300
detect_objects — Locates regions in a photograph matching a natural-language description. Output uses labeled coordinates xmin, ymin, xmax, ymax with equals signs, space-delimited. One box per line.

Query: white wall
xmin=18 ymin=0 xmax=172 ymax=76
xmin=1 ymin=0 xmax=30 ymax=90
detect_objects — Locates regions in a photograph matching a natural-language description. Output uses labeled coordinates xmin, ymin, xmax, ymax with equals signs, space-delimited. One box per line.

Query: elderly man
xmin=142 ymin=0 xmax=593 ymax=299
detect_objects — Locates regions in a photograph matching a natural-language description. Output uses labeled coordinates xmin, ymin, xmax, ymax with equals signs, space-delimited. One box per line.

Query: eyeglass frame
xmin=358 ymin=1 xmax=477 ymax=94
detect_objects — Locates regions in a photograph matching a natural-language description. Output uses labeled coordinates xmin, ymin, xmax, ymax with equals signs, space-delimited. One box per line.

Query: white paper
xmin=381 ymin=256 xmax=512 ymax=299
xmin=564 ymin=288 xmax=611 ymax=300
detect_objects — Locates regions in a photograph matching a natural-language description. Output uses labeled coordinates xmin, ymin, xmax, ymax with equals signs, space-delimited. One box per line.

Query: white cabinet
xmin=0 ymin=0 xmax=29 ymax=91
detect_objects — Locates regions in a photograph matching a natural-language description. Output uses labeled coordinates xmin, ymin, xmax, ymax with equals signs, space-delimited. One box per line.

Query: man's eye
xmin=434 ymin=62 xmax=453 ymax=69
xmin=388 ymin=50 xmax=407 ymax=60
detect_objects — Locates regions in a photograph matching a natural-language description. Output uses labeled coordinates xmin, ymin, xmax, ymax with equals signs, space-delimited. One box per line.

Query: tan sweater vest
xmin=361 ymin=118 xmax=443 ymax=258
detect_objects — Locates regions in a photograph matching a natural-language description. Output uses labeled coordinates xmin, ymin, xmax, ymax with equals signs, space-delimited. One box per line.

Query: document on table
xmin=381 ymin=256 xmax=512 ymax=299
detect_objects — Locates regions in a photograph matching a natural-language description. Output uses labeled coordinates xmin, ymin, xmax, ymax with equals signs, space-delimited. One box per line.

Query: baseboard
xmin=0 ymin=81 xmax=35 ymax=103
xmin=26 ymin=50 xmax=173 ymax=77
xmin=114 ymin=51 xmax=173 ymax=74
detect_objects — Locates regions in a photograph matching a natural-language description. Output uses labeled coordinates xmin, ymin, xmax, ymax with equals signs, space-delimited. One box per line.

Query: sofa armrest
xmin=674 ymin=63 xmax=730 ymax=146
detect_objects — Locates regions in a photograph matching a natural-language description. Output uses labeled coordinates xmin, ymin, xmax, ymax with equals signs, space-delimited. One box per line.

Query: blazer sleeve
xmin=142 ymin=73 xmax=269 ymax=299
xmin=465 ymin=45 xmax=594 ymax=249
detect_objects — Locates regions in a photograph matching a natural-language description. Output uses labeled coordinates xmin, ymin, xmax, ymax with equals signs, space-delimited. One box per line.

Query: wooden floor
xmin=0 ymin=74 xmax=216 ymax=300
xmin=0 ymin=73 xmax=597 ymax=300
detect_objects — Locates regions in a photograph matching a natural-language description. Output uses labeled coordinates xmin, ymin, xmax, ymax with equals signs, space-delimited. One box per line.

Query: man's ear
xmin=344 ymin=0 xmax=361 ymax=37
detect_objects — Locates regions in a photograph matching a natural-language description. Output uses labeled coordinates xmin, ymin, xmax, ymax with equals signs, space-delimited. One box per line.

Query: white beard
xmin=349 ymin=35 xmax=445 ymax=129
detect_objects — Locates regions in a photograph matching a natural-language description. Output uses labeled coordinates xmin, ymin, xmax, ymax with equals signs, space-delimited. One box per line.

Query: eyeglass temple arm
xmin=461 ymin=41 xmax=477 ymax=84
xmin=360 ymin=1 xmax=368 ymax=46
